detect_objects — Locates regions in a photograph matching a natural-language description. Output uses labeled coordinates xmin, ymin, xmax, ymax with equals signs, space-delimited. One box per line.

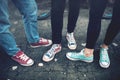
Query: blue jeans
xmin=0 ymin=0 xmax=40 ymax=56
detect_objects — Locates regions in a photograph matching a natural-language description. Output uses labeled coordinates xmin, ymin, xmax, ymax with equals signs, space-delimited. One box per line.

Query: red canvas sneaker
xmin=11 ymin=51 xmax=34 ymax=66
xmin=30 ymin=38 xmax=52 ymax=48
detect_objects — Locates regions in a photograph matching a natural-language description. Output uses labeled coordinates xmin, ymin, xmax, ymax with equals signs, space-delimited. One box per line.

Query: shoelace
xmin=68 ymin=33 xmax=75 ymax=44
xmin=46 ymin=45 xmax=58 ymax=58
xmin=18 ymin=54 xmax=29 ymax=61
xmin=72 ymin=50 xmax=83 ymax=56
xmin=40 ymin=38 xmax=47 ymax=42
xmin=101 ymin=50 xmax=108 ymax=62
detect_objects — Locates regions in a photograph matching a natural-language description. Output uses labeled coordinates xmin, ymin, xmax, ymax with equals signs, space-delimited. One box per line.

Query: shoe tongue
xmin=51 ymin=44 xmax=57 ymax=50
xmin=102 ymin=48 xmax=108 ymax=52
xmin=70 ymin=33 xmax=74 ymax=37
xmin=69 ymin=32 xmax=73 ymax=35
xmin=101 ymin=47 xmax=108 ymax=50
xmin=15 ymin=51 xmax=23 ymax=57
xmin=53 ymin=44 xmax=59 ymax=47
xmin=70 ymin=43 xmax=75 ymax=45
xmin=79 ymin=50 xmax=84 ymax=55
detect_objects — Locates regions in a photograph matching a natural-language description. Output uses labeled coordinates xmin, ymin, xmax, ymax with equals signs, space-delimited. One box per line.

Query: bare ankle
xmin=101 ymin=44 xmax=108 ymax=49
xmin=84 ymin=48 xmax=94 ymax=57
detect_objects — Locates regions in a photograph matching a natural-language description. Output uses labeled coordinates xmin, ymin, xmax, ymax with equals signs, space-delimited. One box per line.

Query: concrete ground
xmin=0 ymin=1 xmax=120 ymax=80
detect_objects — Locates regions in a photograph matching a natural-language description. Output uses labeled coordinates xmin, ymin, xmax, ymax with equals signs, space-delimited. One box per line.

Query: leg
xmin=0 ymin=0 xmax=20 ymax=56
xmin=104 ymin=0 xmax=120 ymax=46
xmin=51 ymin=0 xmax=66 ymax=44
xmin=12 ymin=0 xmax=39 ymax=43
xmin=67 ymin=0 xmax=81 ymax=33
xmin=66 ymin=0 xmax=81 ymax=50
xmin=42 ymin=0 xmax=66 ymax=62
xmin=83 ymin=0 xmax=107 ymax=56
xmin=84 ymin=0 xmax=108 ymax=67
xmin=66 ymin=0 xmax=108 ymax=64
xmin=99 ymin=0 xmax=120 ymax=68
xmin=12 ymin=0 xmax=52 ymax=48
xmin=0 ymin=0 xmax=34 ymax=66
xmin=86 ymin=0 xmax=108 ymax=49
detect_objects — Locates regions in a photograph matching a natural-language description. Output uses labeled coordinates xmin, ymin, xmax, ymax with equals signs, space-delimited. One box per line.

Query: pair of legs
xmin=66 ymin=0 xmax=120 ymax=68
xmin=86 ymin=0 xmax=120 ymax=56
xmin=51 ymin=0 xmax=81 ymax=44
xmin=0 ymin=0 xmax=52 ymax=66
xmin=42 ymin=0 xmax=81 ymax=62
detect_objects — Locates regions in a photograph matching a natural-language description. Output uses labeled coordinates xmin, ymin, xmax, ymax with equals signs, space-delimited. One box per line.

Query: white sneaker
xmin=42 ymin=44 xmax=62 ymax=62
xmin=66 ymin=32 xmax=77 ymax=50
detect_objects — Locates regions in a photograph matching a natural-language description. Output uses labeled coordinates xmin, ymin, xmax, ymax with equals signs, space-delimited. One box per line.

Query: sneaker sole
xmin=42 ymin=48 xmax=61 ymax=62
xmin=20 ymin=60 xmax=34 ymax=66
xmin=99 ymin=61 xmax=110 ymax=68
xmin=68 ymin=44 xmax=77 ymax=50
xmin=66 ymin=54 xmax=93 ymax=63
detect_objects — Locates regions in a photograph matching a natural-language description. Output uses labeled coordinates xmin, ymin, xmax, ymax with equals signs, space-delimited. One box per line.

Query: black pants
xmin=51 ymin=0 xmax=81 ymax=44
xmin=104 ymin=0 xmax=120 ymax=45
xmin=86 ymin=0 xmax=120 ymax=49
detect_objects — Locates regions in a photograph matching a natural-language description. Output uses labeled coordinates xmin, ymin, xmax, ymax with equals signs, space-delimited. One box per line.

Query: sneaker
xmin=30 ymin=38 xmax=52 ymax=48
xmin=99 ymin=48 xmax=110 ymax=68
xmin=66 ymin=32 xmax=77 ymax=50
xmin=66 ymin=49 xmax=93 ymax=63
xmin=11 ymin=51 xmax=34 ymax=66
xmin=42 ymin=44 xmax=62 ymax=62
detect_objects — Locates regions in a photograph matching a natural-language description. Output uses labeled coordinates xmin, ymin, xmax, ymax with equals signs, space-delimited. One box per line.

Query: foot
xmin=99 ymin=47 xmax=110 ymax=68
xmin=66 ymin=32 xmax=77 ymax=50
xmin=11 ymin=51 xmax=34 ymax=66
xmin=42 ymin=44 xmax=62 ymax=62
xmin=66 ymin=49 xmax=93 ymax=63
xmin=30 ymin=38 xmax=52 ymax=48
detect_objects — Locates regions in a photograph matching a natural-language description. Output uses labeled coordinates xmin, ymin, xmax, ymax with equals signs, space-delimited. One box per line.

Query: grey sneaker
xmin=42 ymin=44 xmax=62 ymax=62
xmin=66 ymin=32 xmax=77 ymax=50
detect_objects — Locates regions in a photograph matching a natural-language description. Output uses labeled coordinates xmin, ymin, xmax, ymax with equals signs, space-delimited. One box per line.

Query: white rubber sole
xmin=68 ymin=44 xmax=77 ymax=50
xmin=99 ymin=61 xmax=110 ymax=68
xmin=20 ymin=60 xmax=34 ymax=66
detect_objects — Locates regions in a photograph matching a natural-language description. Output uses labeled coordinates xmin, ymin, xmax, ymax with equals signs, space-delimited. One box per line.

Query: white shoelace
xmin=46 ymin=44 xmax=58 ymax=58
xmin=102 ymin=50 xmax=108 ymax=62
xmin=19 ymin=54 xmax=29 ymax=61
xmin=67 ymin=33 xmax=75 ymax=43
